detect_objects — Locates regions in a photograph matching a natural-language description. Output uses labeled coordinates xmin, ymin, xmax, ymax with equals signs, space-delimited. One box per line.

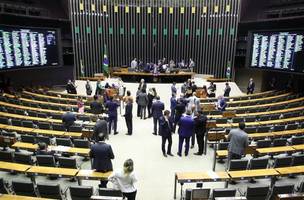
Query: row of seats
xmin=0 ymin=151 xmax=79 ymax=168
xmin=0 ymin=178 xmax=122 ymax=200
xmin=243 ymin=123 xmax=303 ymax=134
xmin=186 ymin=182 xmax=304 ymax=200
xmin=0 ymin=117 xmax=83 ymax=132
xmin=228 ymin=154 xmax=304 ymax=171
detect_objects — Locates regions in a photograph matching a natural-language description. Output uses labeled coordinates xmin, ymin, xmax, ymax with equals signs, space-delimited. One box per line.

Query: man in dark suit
xmin=171 ymin=82 xmax=177 ymax=96
xmin=90 ymin=133 xmax=114 ymax=188
xmin=170 ymin=94 xmax=177 ymax=120
xmin=247 ymin=78 xmax=255 ymax=94
xmin=62 ymin=108 xmax=76 ymax=131
xmin=177 ymin=110 xmax=194 ymax=157
xmin=223 ymin=82 xmax=231 ymax=97
xmin=93 ymin=117 xmax=108 ymax=141
xmin=105 ymin=96 xmax=120 ymax=135
xmin=124 ymin=98 xmax=133 ymax=135
xmin=159 ymin=110 xmax=174 ymax=157
xmin=174 ymin=98 xmax=186 ymax=132
xmin=194 ymin=111 xmax=207 ymax=155
xmin=151 ymin=96 xmax=164 ymax=135
xmin=90 ymin=95 xmax=103 ymax=115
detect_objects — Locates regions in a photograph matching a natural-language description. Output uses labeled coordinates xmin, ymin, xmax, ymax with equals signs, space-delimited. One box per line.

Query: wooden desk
xmin=292 ymin=144 xmax=304 ymax=151
xmin=27 ymin=166 xmax=79 ymax=177
xmin=47 ymin=90 xmax=87 ymax=98
xmin=256 ymin=146 xmax=295 ymax=155
xmin=0 ymin=194 xmax=54 ymax=200
xmin=23 ymin=91 xmax=87 ymax=103
xmin=0 ymin=161 xmax=31 ymax=172
xmin=228 ymin=168 xmax=279 ymax=179
xmin=273 ymin=129 xmax=304 ymax=137
xmin=31 ymin=129 xmax=64 ymax=137
xmin=0 ymin=111 xmax=61 ymax=124
xmin=2 ymin=125 xmax=34 ymax=133
xmin=0 ymin=101 xmax=64 ymax=114
xmin=76 ymin=169 xmax=111 ymax=185
xmin=12 ymin=142 xmax=90 ymax=156
xmin=275 ymin=166 xmax=304 ymax=175
xmin=174 ymin=171 xmax=229 ymax=199
xmin=63 ymin=131 xmax=83 ymax=138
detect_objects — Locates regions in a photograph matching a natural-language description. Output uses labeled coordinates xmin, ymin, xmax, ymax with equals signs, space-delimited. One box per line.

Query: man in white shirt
xmin=130 ymin=58 xmax=138 ymax=70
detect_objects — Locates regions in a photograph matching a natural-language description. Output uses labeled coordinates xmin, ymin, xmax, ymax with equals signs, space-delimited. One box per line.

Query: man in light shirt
xmin=130 ymin=58 xmax=138 ymax=70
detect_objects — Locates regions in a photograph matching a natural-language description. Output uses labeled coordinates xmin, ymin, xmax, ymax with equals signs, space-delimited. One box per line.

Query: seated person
xmin=208 ymin=81 xmax=216 ymax=97
xmin=217 ymin=96 xmax=227 ymax=111
xmin=37 ymin=142 xmax=54 ymax=156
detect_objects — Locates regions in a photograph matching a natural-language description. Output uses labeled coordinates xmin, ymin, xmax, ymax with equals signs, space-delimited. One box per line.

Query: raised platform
xmin=112 ymin=71 xmax=194 ymax=83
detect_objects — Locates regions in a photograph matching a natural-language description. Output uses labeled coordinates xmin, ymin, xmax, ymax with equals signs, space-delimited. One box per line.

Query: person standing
xmin=130 ymin=58 xmax=138 ymax=70
xmin=95 ymin=79 xmax=103 ymax=95
xmin=90 ymin=95 xmax=103 ymax=115
xmin=90 ymin=133 xmax=114 ymax=188
xmin=247 ymin=78 xmax=255 ymax=94
xmin=177 ymin=110 xmax=194 ymax=157
xmin=138 ymin=79 xmax=147 ymax=91
xmin=171 ymin=82 xmax=177 ymax=96
xmin=223 ymin=82 xmax=231 ymax=97
xmin=109 ymin=159 xmax=137 ymax=200
xmin=77 ymin=97 xmax=85 ymax=114
xmin=93 ymin=117 xmax=108 ymax=141
xmin=170 ymin=94 xmax=177 ymax=120
xmin=105 ymin=96 xmax=120 ymax=135
xmin=62 ymin=108 xmax=76 ymax=131
xmin=147 ymin=88 xmax=156 ymax=118
xmin=124 ymin=98 xmax=133 ymax=135
xmin=151 ymin=96 xmax=164 ymax=135
xmin=181 ymin=82 xmax=187 ymax=95
xmin=193 ymin=111 xmax=207 ymax=155
xmin=85 ymin=80 xmax=92 ymax=96
xmin=159 ymin=110 xmax=174 ymax=157
xmin=137 ymin=89 xmax=149 ymax=119
xmin=135 ymin=88 xmax=141 ymax=117
xmin=227 ymin=123 xmax=249 ymax=168
xmin=189 ymin=58 xmax=195 ymax=72
xmin=174 ymin=98 xmax=186 ymax=132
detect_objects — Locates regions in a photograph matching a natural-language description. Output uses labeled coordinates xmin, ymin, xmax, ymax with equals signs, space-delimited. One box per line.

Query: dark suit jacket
xmin=139 ymin=82 xmax=147 ymax=91
xmin=194 ymin=115 xmax=207 ymax=135
xmin=90 ymin=101 xmax=103 ymax=114
xmin=247 ymin=81 xmax=255 ymax=92
xmin=62 ymin=112 xmax=76 ymax=128
xmin=93 ymin=119 xmax=108 ymax=140
xmin=105 ymin=100 xmax=119 ymax=117
xmin=124 ymin=102 xmax=133 ymax=118
xmin=224 ymin=86 xmax=231 ymax=97
xmin=159 ymin=116 xmax=173 ymax=137
xmin=170 ymin=97 xmax=177 ymax=110
xmin=178 ymin=115 xmax=194 ymax=137
xmin=90 ymin=142 xmax=114 ymax=172
xmin=152 ymin=100 xmax=164 ymax=118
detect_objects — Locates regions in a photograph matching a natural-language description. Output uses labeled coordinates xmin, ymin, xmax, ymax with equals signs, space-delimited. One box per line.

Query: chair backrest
xmin=291 ymin=136 xmax=304 ymax=145
xmin=256 ymin=140 xmax=272 ymax=148
xmin=212 ymin=188 xmax=236 ymax=199
xmin=229 ymin=160 xmax=248 ymax=171
xmin=58 ymin=157 xmax=77 ymax=169
xmin=245 ymin=117 xmax=256 ymax=122
xmin=70 ymin=186 xmax=93 ymax=200
xmin=286 ymin=124 xmax=298 ymax=130
xmin=38 ymin=122 xmax=51 ymax=130
xmin=249 ymin=158 xmax=269 ymax=170
xmin=98 ymin=188 xmax=123 ymax=197
xmin=2 ymin=131 xmax=16 ymax=138
xmin=56 ymin=138 xmax=72 ymax=147
xmin=78 ymin=115 xmax=91 ymax=121
xmin=0 ymin=117 xmax=9 ymax=125
xmin=216 ymin=118 xmax=227 ymax=124
xmin=37 ymin=113 xmax=48 ymax=118
xmin=69 ymin=125 xmax=82 ymax=132
xmin=12 ymin=180 xmax=36 ymax=197
xmin=52 ymin=124 xmax=66 ymax=131
xmin=232 ymin=118 xmax=244 ymax=123
xmin=36 ymin=136 xmax=51 ymax=145
xmin=11 ymin=119 xmax=22 ymax=126
xmin=273 ymin=156 xmax=292 ymax=168
xmin=21 ymin=135 xmax=36 ymax=144
xmin=0 ymin=151 xmax=14 ymax=162
xmin=37 ymin=183 xmax=62 ymax=200
xmin=14 ymin=152 xmax=33 ymax=165
xmin=271 ymin=184 xmax=294 ymax=200
xmin=272 ymin=138 xmax=287 ymax=147
xmin=218 ymin=142 xmax=229 ymax=150
xmin=191 ymin=188 xmax=210 ymax=200
xmin=274 ymin=125 xmax=285 ymax=132
xmin=244 ymin=127 xmax=256 ymax=134
xmin=292 ymin=154 xmax=304 ymax=166
xmin=22 ymin=120 xmax=34 ymax=128
xmin=257 ymin=126 xmax=271 ymax=133
xmin=246 ymin=185 xmax=269 ymax=200
xmin=0 ymin=178 xmax=8 ymax=194
xmin=36 ymin=155 xmax=56 ymax=167
xmin=73 ymin=139 xmax=90 ymax=148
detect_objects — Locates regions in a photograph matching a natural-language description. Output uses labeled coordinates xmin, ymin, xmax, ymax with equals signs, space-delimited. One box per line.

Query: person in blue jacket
xmin=177 ymin=110 xmax=194 ymax=157
xmin=105 ymin=96 xmax=120 ymax=135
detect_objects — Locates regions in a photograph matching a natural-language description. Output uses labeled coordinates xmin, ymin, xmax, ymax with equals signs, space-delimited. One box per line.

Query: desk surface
xmin=76 ymin=169 xmax=111 ymax=179
xmin=0 ymin=194 xmax=55 ymax=200
xmin=27 ymin=166 xmax=79 ymax=176
xmin=275 ymin=166 xmax=304 ymax=175
xmin=0 ymin=111 xmax=61 ymax=123
xmin=176 ymin=171 xmax=229 ymax=183
xmin=23 ymin=91 xmax=86 ymax=103
xmin=113 ymin=71 xmax=194 ymax=76
xmin=256 ymin=146 xmax=295 ymax=154
xmin=228 ymin=168 xmax=279 ymax=179
xmin=292 ymin=144 xmax=304 ymax=150
xmin=0 ymin=161 xmax=31 ymax=172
